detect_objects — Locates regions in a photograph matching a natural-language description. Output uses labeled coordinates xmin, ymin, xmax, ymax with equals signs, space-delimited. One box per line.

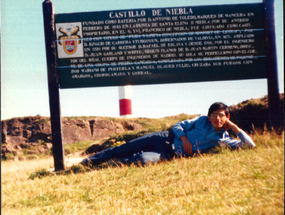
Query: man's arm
xmin=223 ymin=119 xmax=256 ymax=148
xmin=172 ymin=117 xmax=201 ymax=156
xmin=224 ymin=119 xmax=241 ymax=134
xmin=172 ymin=116 xmax=200 ymax=138
xmin=179 ymin=135 xmax=193 ymax=156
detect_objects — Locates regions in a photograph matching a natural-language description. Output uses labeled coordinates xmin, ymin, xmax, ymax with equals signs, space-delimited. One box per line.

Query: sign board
xmin=55 ymin=3 xmax=266 ymax=89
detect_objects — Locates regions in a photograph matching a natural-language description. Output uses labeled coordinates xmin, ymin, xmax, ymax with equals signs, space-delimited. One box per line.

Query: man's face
xmin=208 ymin=109 xmax=229 ymax=131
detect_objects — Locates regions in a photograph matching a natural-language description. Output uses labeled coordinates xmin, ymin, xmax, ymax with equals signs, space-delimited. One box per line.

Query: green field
xmin=1 ymin=130 xmax=284 ymax=215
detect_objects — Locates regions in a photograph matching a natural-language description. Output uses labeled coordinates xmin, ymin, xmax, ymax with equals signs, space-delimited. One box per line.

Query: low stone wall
xmin=1 ymin=116 xmax=143 ymax=158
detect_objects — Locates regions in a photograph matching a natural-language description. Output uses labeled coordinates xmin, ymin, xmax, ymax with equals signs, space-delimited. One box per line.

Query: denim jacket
xmin=172 ymin=116 xmax=256 ymax=156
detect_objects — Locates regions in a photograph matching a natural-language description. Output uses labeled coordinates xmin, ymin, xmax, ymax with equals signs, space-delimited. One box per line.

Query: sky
xmin=1 ymin=0 xmax=284 ymax=120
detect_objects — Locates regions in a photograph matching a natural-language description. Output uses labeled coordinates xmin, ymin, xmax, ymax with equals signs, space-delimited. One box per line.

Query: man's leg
xmin=120 ymin=131 xmax=176 ymax=165
xmin=82 ymin=132 xmax=158 ymax=165
xmin=81 ymin=131 xmax=174 ymax=166
xmin=120 ymin=151 xmax=163 ymax=165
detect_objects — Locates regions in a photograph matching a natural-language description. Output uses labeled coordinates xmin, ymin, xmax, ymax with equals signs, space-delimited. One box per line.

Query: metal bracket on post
xmin=43 ymin=0 xmax=65 ymax=171
xmin=263 ymin=0 xmax=281 ymax=130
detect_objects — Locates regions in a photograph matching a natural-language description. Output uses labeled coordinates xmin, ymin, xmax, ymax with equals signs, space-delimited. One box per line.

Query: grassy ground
xmin=1 ymin=131 xmax=284 ymax=215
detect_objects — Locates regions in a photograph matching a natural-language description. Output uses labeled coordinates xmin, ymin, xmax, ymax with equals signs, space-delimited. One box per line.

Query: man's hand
xmin=224 ymin=119 xmax=241 ymax=134
xmin=179 ymin=135 xmax=193 ymax=156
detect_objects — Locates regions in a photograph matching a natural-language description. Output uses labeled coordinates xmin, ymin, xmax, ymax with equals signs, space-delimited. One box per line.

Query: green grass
xmin=1 ymin=131 xmax=283 ymax=215
xmin=63 ymin=140 xmax=103 ymax=155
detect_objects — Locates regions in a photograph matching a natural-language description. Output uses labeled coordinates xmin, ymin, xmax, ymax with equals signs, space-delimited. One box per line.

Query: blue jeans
xmin=81 ymin=131 xmax=176 ymax=165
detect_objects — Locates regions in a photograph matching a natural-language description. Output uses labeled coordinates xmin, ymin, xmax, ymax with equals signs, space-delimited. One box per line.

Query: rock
xmin=88 ymin=118 xmax=124 ymax=139
xmin=122 ymin=121 xmax=143 ymax=130
xmin=38 ymin=146 xmax=48 ymax=154
xmin=1 ymin=116 xmax=144 ymax=159
xmin=62 ymin=119 xmax=91 ymax=144
xmin=45 ymin=143 xmax=53 ymax=149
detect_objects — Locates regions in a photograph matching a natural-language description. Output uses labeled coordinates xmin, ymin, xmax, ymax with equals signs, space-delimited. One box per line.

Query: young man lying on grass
xmin=81 ymin=102 xmax=255 ymax=166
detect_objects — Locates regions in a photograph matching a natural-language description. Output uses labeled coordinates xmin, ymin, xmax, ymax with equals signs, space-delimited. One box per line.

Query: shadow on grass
xmin=29 ymin=144 xmax=236 ymax=180
xmin=29 ymin=160 xmax=140 ymax=180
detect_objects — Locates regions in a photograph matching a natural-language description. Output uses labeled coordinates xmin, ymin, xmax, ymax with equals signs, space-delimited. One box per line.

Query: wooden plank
xmin=263 ymin=0 xmax=282 ymax=129
xmin=42 ymin=0 xmax=65 ymax=171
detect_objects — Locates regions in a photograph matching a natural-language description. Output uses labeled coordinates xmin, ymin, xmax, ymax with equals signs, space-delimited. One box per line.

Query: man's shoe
xmin=80 ymin=158 xmax=93 ymax=166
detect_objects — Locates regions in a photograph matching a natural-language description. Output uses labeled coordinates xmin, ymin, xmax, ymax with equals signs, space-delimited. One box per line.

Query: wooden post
xmin=43 ymin=0 xmax=65 ymax=171
xmin=263 ymin=0 xmax=281 ymax=130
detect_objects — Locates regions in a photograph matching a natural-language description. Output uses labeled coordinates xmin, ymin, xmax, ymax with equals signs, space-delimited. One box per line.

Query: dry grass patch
xmin=1 ymin=132 xmax=284 ymax=215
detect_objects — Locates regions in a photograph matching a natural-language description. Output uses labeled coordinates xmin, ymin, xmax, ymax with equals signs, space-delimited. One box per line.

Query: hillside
xmin=229 ymin=93 xmax=284 ymax=132
xmin=1 ymin=94 xmax=283 ymax=160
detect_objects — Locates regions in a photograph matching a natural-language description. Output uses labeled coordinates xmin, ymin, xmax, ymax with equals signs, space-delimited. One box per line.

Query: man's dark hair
xmin=208 ymin=102 xmax=229 ymax=117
